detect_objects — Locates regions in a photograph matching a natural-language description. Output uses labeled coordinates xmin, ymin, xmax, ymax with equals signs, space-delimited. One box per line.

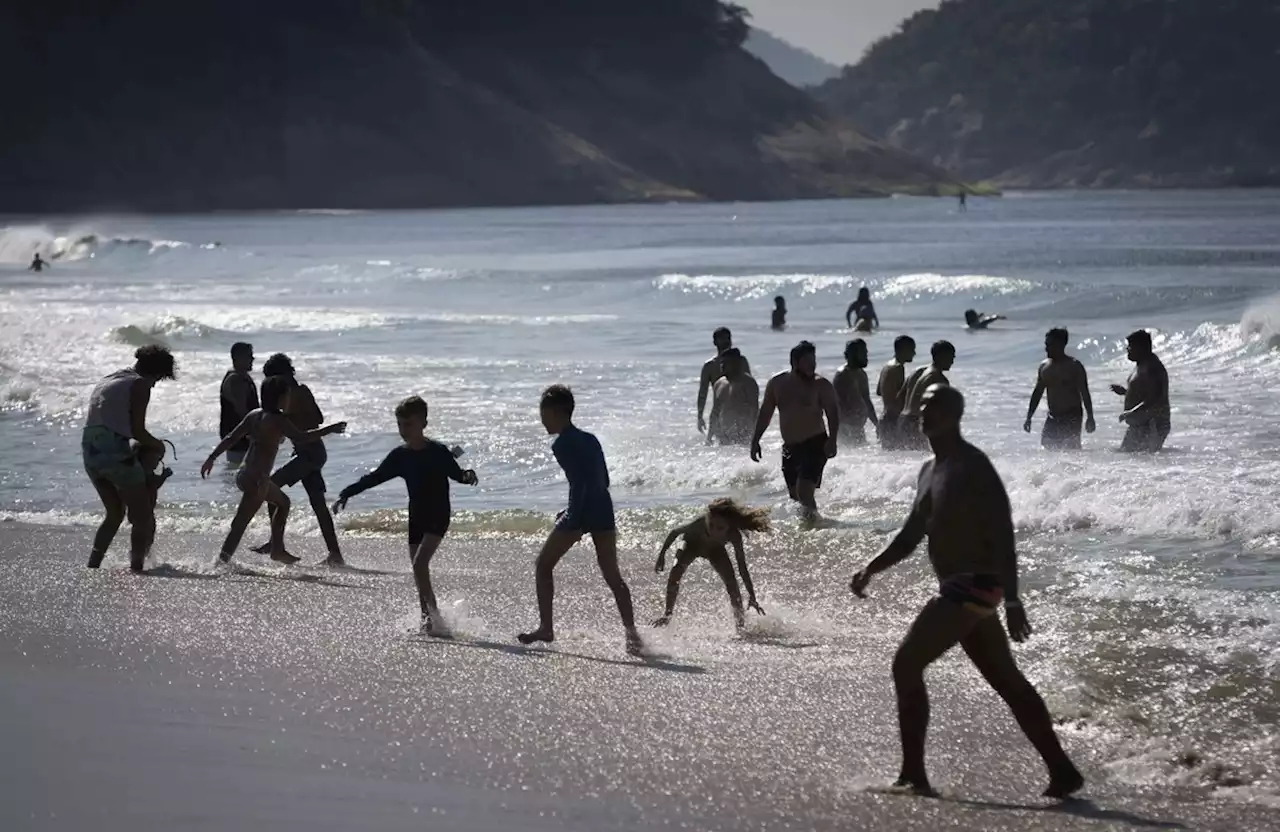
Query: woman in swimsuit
xmin=653 ymin=498 xmax=768 ymax=629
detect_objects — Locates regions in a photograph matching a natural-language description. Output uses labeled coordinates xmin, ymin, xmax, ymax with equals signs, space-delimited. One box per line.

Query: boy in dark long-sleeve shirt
xmin=333 ymin=396 xmax=476 ymax=634
xmin=518 ymin=385 xmax=643 ymax=655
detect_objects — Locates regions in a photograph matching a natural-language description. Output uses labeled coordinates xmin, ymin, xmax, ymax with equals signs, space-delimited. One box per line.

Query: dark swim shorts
xmin=781 ymin=433 xmax=829 ymax=492
xmin=1041 ymin=412 xmax=1083 ymax=450
xmin=555 ymin=492 xmax=617 ymax=535
xmin=940 ymin=573 xmax=1004 ymax=617
xmin=271 ymin=442 xmax=328 ymax=497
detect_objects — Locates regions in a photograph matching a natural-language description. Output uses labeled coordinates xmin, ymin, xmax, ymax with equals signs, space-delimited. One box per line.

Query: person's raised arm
xmin=1024 ymin=365 xmax=1045 ymax=432
xmin=201 ymin=414 xmax=252 ymax=477
xmin=277 ymin=414 xmax=346 ymax=444
xmin=730 ymin=528 xmax=763 ymax=613
xmin=696 ymin=362 xmax=713 ymax=433
xmin=750 ymin=378 xmax=778 ymax=461
xmin=129 ymin=381 xmax=163 ymax=451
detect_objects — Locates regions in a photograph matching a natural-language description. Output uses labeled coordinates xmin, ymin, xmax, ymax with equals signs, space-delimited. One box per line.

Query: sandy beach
xmin=2 ymin=522 xmax=1276 ymax=831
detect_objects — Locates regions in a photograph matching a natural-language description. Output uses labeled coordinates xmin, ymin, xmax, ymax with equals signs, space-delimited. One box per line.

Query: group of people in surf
xmin=80 ymin=292 xmax=1165 ymax=800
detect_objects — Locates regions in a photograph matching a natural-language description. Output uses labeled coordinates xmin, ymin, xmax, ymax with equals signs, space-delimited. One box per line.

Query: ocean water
xmin=3 ymin=191 xmax=1280 ymax=800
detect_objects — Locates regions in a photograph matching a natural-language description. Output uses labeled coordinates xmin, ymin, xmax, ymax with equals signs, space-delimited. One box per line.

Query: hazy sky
xmin=745 ymin=0 xmax=940 ymax=65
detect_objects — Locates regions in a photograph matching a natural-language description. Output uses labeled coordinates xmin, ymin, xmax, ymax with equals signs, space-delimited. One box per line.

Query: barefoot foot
xmin=1044 ymin=767 xmax=1085 ymax=800
xmin=517 ymin=628 xmax=554 ymax=646
xmin=269 ymin=550 xmax=300 ymax=565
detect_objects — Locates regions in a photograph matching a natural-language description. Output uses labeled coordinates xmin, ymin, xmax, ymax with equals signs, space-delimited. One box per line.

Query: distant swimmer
xmin=1023 ymin=328 xmax=1096 ymax=449
xmin=958 ymin=191 xmax=968 ymax=212
xmin=201 ymin=375 xmax=346 ymax=565
xmin=219 ymin=342 xmax=258 ymax=466
xmin=850 ymin=384 xmax=1085 ymax=799
xmin=772 ymin=296 xmax=787 ymax=330
xmin=83 ymin=345 xmax=177 ymax=572
xmin=653 ymin=498 xmax=768 ymax=630
xmin=845 ymin=287 xmax=879 ymax=332
xmin=332 ymin=396 xmax=478 ymax=634
xmin=876 ymin=335 xmax=916 ymax=450
xmin=751 ymin=340 xmax=840 ymax=520
xmin=1112 ymin=329 xmax=1170 ymax=453
xmin=697 ymin=327 xmax=752 ymax=434
xmin=898 ymin=340 xmax=955 ymax=449
xmin=964 ymin=309 xmax=1006 ymax=330
xmin=248 ymin=354 xmax=343 ymax=565
xmin=29 ymin=253 xmax=47 ymax=272
xmin=518 ymin=385 xmax=643 ymax=656
xmin=707 ymin=348 xmax=759 ymax=446
xmin=833 ymin=339 xmax=879 ymax=446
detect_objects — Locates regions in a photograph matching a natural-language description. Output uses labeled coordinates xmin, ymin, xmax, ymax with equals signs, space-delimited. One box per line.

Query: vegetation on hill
xmin=745 ymin=29 xmax=840 ymax=88
xmin=816 ymin=0 xmax=1280 ymax=188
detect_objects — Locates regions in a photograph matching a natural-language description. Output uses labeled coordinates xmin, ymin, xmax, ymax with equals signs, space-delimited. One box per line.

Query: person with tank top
xmin=220 ymin=342 xmax=258 ymax=465
xmin=82 ymin=345 xmax=177 ymax=572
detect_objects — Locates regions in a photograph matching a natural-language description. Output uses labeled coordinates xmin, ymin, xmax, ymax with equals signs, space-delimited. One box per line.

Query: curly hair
xmin=706 ymin=498 xmax=771 ymax=534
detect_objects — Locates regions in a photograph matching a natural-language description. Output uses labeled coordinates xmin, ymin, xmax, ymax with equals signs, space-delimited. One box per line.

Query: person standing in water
xmin=706 ymin=348 xmax=759 ymax=446
xmin=697 ymin=327 xmax=751 ymax=434
xmin=653 ymin=498 xmax=768 ymax=630
xmin=248 ymin=354 xmax=344 ymax=565
xmin=876 ymin=335 xmax=916 ymax=450
xmin=1024 ymin=328 xmax=1096 ymax=449
xmin=850 ymin=384 xmax=1084 ymax=799
xmin=845 ymin=287 xmax=879 ymax=332
xmin=1112 ymin=330 xmax=1170 ymax=453
xmin=29 ymin=253 xmax=48 ymax=272
xmin=771 ymin=296 xmax=787 ymax=330
xmin=219 ymin=342 xmax=258 ymax=466
xmin=958 ymin=191 xmax=968 ymax=212
xmin=83 ymin=345 xmax=177 ymax=572
xmin=833 ymin=339 xmax=879 ymax=446
xmin=751 ymin=341 xmax=840 ymax=519
xmin=332 ymin=396 xmax=478 ymax=634
xmin=899 ymin=340 xmax=955 ymax=449
xmin=518 ymin=385 xmax=643 ymax=656
xmin=201 ymin=375 xmax=346 ymax=565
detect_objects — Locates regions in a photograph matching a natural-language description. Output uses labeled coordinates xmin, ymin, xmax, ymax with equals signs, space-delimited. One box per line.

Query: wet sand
xmin=1 ymin=522 xmax=1276 ymax=831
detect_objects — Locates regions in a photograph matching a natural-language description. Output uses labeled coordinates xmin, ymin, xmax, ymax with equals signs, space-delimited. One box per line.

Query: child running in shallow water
xmin=653 ymin=498 xmax=768 ymax=630
xmin=331 ymin=396 xmax=477 ymax=635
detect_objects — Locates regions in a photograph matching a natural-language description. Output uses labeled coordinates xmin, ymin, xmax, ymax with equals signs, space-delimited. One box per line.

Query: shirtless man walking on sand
xmin=850 ymin=384 xmax=1085 ymax=799
xmin=1112 ymin=330 xmax=1171 ymax=453
xmin=833 ymin=339 xmax=879 ymax=446
xmin=697 ymin=327 xmax=751 ymax=435
xmin=876 ymin=336 xmax=915 ymax=450
xmin=750 ymin=341 xmax=839 ymax=519
xmin=707 ymin=348 xmax=759 ymax=446
xmin=1024 ymin=328 xmax=1096 ymax=449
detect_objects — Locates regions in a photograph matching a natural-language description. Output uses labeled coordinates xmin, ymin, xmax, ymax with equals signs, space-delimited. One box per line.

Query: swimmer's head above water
xmin=1126 ymin=329 xmax=1153 ymax=361
xmin=719 ymin=347 xmax=747 ymax=378
xmin=539 ymin=384 xmax=575 ymax=435
xmin=712 ymin=326 xmax=732 ymax=353
xmin=920 ymin=384 xmax=964 ymax=439
xmin=931 ymin=340 xmax=956 ymax=371
xmin=262 ymin=352 xmax=295 ymax=379
xmin=1045 ymin=328 xmax=1068 ymax=359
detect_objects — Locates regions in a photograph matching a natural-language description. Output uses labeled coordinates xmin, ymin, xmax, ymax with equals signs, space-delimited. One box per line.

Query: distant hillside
xmin=816 ymin=0 xmax=1280 ymax=188
xmin=745 ymin=29 xmax=839 ymax=88
xmin=0 ymin=1 xmax=956 ymax=212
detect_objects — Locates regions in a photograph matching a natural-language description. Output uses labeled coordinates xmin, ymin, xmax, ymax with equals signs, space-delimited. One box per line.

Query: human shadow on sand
xmin=410 ymin=637 xmax=706 ymax=674
xmin=942 ymin=796 xmax=1186 ymax=829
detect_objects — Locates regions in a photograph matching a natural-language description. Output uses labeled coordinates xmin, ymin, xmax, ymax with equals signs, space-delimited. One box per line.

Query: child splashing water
xmin=653 ymin=498 xmax=768 ymax=630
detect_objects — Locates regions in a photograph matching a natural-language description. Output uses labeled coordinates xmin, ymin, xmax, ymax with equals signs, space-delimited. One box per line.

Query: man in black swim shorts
xmin=751 ymin=341 xmax=840 ymax=520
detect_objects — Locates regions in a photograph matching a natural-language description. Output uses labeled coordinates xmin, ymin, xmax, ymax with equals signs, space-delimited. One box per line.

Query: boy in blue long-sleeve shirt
xmin=518 ymin=385 xmax=643 ymax=655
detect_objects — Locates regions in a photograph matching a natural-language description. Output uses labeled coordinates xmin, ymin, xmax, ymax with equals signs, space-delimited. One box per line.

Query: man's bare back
xmin=709 ymin=376 xmax=759 ymax=445
xmin=878 ymin=362 xmax=907 ymax=418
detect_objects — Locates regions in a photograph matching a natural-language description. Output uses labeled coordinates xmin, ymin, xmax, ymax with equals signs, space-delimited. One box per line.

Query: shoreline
xmin=3 ymin=522 xmax=1278 ymax=831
